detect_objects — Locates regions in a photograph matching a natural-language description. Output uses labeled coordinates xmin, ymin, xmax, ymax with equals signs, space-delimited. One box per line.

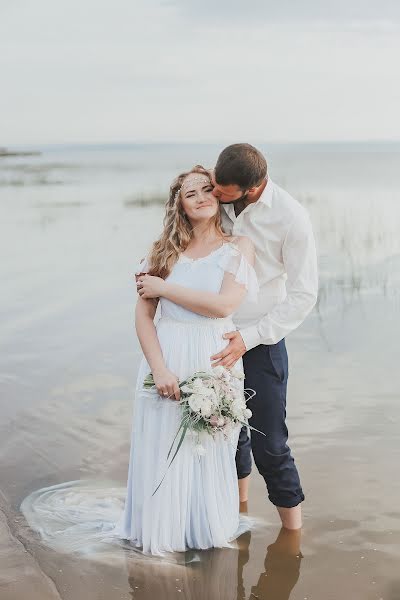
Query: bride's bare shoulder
xmin=225 ymin=234 xmax=253 ymax=248
xmin=224 ymin=235 xmax=255 ymax=262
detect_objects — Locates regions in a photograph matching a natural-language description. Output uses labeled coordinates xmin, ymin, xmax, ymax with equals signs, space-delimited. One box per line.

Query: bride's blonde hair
xmin=147 ymin=165 xmax=225 ymax=279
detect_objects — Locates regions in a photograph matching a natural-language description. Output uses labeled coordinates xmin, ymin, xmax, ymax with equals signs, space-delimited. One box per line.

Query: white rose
xmin=204 ymin=388 xmax=218 ymax=406
xmin=188 ymin=394 xmax=203 ymax=413
xmin=192 ymin=378 xmax=205 ymax=390
xmin=220 ymin=369 xmax=231 ymax=383
xmin=212 ymin=366 xmax=225 ymax=378
xmin=194 ymin=380 xmax=215 ymax=400
xmin=231 ymin=399 xmax=246 ymax=419
xmin=200 ymin=398 xmax=213 ymax=417
xmin=181 ymin=384 xmax=193 ymax=394
xmin=199 ymin=386 xmax=212 ymax=397
xmin=244 ymin=408 xmax=252 ymax=419
xmin=232 ymin=398 xmax=245 ymax=411
xmin=230 ymin=369 xmax=245 ymax=380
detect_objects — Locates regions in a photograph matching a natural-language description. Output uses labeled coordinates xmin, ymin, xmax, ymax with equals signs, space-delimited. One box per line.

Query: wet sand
xmin=1 ymin=144 xmax=400 ymax=599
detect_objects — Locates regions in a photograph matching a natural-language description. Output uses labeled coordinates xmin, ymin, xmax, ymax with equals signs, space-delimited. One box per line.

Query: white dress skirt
xmin=19 ymin=241 xmax=259 ymax=559
xmin=113 ymin=241 xmax=259 ymax=555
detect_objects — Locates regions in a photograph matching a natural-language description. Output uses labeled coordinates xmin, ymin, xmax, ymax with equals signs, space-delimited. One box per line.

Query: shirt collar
xmin=221 ymin=177 xmax=273 ymax=219
xmin=258 ymin=176 xmax=273 ymax=207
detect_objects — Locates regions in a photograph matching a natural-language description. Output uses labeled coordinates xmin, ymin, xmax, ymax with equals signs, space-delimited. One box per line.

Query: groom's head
xmin=212 ymin=143 xmax=267 ymax=204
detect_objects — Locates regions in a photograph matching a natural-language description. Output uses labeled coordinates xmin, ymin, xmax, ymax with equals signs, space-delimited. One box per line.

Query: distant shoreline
xmin=0 ymin=147 xmax=41 ymax=157
xmin=2 ymin=140 xmax=400 ymax=154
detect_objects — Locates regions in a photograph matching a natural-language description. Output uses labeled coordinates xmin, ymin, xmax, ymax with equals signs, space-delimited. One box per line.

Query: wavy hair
xmin=147 ymin=165 xmax=225 ymax=279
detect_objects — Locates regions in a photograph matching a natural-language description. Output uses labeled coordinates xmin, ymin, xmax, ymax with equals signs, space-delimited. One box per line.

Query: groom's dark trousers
xmin=235 ymin=339 xmax=305 ymax=508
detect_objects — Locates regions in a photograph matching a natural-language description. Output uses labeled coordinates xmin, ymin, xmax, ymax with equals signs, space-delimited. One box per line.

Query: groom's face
xmin=211 ymin=183 xmax=248 ymax=204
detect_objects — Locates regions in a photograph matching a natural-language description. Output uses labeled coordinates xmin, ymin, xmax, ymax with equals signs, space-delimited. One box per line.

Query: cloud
xmin=0 ymin=0 xmax=399 ymax=144
xmin=170 ymin=0 xmax=400 ymax=24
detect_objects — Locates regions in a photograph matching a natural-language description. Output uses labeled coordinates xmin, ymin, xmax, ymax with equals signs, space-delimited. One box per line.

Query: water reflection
xmin=248 ymin=528 xmax=302 ymax=600
xmin=125 ymin=527 xmax=302 ymax=600
xmin=387 ymin=581 xmax=400 ymax=600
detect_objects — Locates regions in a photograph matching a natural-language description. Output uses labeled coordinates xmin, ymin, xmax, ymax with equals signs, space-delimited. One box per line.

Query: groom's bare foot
xmin=277 ymin=505 xmax=302 ymax=530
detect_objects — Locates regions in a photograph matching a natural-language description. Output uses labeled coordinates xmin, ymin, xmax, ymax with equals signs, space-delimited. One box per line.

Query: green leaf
xmin=152 ymin=422 xmax=189 ymax=496
xmin=239 ymin=421 xmax=266 ymax=436
xmin=167 ymin=422 xmax=189 ymax=469
xmin=166 ymin=422 xmax=183 ymax=460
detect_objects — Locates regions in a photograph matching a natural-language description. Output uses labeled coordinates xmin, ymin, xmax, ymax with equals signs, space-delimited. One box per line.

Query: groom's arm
xmin=240 ymin=210 xmax=318 ymax=350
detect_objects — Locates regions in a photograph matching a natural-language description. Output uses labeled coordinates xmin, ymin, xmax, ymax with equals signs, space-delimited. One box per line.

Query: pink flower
xmin=209 ymin=415 xmax=226 ymax=427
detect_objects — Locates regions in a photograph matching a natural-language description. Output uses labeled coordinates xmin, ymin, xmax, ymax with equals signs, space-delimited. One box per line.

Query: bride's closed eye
xmin=186 ymin=185 xmax=214 ymax=198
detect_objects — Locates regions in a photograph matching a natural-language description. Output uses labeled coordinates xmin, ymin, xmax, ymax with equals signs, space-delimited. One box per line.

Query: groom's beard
xmin=219 ymin=191 xmax=249 ymax=205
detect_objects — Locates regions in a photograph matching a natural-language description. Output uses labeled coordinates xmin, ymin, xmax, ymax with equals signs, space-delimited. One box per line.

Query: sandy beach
xmin=1 ymin=143 xmax=400 ymax=599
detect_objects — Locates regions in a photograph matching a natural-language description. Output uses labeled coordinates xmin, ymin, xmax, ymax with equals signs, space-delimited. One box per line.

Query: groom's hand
xmin=210 ymin=331 xmax=246 ymax=369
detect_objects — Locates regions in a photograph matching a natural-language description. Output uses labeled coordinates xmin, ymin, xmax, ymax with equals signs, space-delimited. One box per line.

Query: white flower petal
xmin=212 ymin=366 xmax=225 ymax=377
xmin=230 ymin=369 xmax=245 ymax=380
xmin=181 ymin=385 xmax=193 ymax=394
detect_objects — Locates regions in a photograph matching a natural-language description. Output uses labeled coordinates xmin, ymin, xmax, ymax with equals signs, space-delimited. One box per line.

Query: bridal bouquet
xmin=143 ymin=366 xmax=264 ymax=495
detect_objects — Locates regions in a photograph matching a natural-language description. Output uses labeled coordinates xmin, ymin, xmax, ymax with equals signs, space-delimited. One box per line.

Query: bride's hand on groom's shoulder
xmin=136 ymin=274 xmax=166 ymax=299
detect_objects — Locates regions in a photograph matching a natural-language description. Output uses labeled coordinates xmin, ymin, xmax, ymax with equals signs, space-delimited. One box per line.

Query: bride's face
xmin=180 ymin=175 xmax=218 ymax=223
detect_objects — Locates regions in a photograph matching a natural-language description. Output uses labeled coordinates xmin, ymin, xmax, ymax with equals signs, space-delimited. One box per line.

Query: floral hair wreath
xmin=173 ymin=175 xmax=212 ymax=204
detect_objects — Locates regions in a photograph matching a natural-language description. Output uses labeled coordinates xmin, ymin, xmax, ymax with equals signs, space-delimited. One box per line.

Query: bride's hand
xmin=137 ymin=274 xmax=166 ymax=299
xmin=153 ymin=368 xmax=180 ymax=401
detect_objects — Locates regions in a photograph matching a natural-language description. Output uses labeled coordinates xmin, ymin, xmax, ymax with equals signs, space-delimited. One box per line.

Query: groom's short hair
xmin=215 ymin=143 xmax=267 ymax=190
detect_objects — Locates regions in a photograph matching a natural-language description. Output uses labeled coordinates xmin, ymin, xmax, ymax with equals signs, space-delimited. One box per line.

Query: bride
xmin=20 ymin=165 xmax=259 ymax=559
xmin=113 ymin=165 xmax=258 ymax=555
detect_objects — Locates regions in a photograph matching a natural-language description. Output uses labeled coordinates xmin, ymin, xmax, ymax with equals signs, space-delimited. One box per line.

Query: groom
xmin=210 ymin=143 xmax=318 ymax=530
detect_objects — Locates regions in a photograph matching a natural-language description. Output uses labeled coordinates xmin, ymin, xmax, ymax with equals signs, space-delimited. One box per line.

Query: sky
xmin=1 ymin=0 xmax=399 ymax=145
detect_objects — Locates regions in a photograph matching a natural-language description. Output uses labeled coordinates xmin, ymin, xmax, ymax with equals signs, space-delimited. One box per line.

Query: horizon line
xmin=3 ymin=138 xmax=400 ymax=150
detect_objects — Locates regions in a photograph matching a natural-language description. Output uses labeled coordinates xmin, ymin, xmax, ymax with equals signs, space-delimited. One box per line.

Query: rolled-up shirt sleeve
xmin=239 ymin=210 xmax=318 ymax=350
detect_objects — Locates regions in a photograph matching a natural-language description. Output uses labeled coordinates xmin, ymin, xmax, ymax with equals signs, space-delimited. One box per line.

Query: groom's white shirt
xmin=220 ymin=177 xmax=318 ymax=350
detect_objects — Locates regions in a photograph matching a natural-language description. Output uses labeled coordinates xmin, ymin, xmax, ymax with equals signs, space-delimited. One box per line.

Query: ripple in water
xmin=20 ymin=480 xmax=155 ymax=563
xmin=20 ymin=479 xmax=258 ymax=565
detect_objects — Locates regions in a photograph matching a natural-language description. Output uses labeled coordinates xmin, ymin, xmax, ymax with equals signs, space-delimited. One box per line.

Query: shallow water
xmin=1 ymin=142 xmax=400 ymax=599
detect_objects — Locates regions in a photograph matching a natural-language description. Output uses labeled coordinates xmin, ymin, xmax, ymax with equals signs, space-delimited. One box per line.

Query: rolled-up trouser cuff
xmin=268 ymin=492 xmax=305 ymax=509
xmin=238 ymin=470 xmax=252 ymax=480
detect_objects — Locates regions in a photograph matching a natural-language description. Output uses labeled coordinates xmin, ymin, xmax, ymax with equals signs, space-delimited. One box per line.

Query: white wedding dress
xmin=112 ymin=241 xmax=258 ymax=555
xmin=20 ymin=241 xmax=258 ymax=558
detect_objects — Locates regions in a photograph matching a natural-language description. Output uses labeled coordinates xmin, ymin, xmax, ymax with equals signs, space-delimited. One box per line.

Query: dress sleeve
xmin=217 ymin=243 xmax=259 ymax=303
xmin=134 ymin=254 xmax=151 ymax=274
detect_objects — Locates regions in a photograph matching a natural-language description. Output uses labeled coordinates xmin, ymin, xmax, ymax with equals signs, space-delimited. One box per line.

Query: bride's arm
xmin=162 ymin=276 xmax=246 ymax=318
xmin=138 ymin=238 xmax=255 ymax=318
xmin=135 ymin=297 xmax=163 ymax=372
xmin=135 ymin=297 xmax=180 ymax=399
